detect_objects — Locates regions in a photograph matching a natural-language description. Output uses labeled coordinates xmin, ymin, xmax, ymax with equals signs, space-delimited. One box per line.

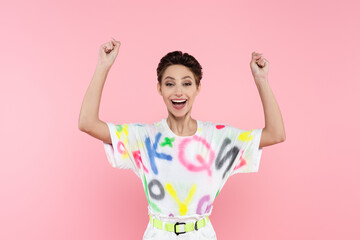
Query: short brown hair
xmin=156 ymin=51 xmax=203 ymax=88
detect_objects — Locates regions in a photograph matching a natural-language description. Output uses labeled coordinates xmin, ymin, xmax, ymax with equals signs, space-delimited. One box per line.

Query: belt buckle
xmin=174 ymin=222 xmax=186 ymax=235
xmin=195 ymin=220 xmax=199 ymax=231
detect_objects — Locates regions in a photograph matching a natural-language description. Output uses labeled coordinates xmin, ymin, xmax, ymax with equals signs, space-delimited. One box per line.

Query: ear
xmin=196 ymin=82 xmax=201 ymax=96
xmin=157 ymin=82 xmax=162 ymax=96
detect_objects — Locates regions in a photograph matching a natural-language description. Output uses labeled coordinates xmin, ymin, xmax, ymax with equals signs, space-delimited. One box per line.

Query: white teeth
xmin=172 ymin=100 xmax=186 ymax=103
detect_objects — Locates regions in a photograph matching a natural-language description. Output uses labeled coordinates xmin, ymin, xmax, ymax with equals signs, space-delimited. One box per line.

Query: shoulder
xmin=198 ymin=120 xmax=238 ymax=137
xmin=116 ymin=121 xmax=154 ymax=134
xmin=199 ymin=119 xmax=234 ymax=130
xmin=135 ymin=119 xmax=166 ymax=133
xmin=123 ymin=119 xmax=166 ymax=133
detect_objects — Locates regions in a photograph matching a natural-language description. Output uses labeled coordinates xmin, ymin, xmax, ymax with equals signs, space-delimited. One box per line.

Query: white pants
xmin=143 ymin=208 xmax=217 ymax=240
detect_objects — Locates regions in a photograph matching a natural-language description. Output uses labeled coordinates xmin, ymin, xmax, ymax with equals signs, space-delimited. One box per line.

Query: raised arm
xmin=250 ymin=51 xmax=286 ymax=148
xmin=78 ymin=38 xmax=121 ymax=144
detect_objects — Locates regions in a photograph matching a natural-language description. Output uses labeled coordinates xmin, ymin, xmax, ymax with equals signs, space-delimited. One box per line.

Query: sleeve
xmin=103 ymin=122 xmax=142 ymax=179
xmin=230 ymin=127 xmax=264 ymax=176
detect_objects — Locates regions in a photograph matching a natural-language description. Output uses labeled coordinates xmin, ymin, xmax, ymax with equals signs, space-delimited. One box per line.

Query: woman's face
xmin=157 ymin=64 xmax=201 ymax=118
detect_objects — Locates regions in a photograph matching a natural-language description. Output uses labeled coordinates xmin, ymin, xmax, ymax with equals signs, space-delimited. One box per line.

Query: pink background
xmin=1 ymin=0 xmax=359 ymax=239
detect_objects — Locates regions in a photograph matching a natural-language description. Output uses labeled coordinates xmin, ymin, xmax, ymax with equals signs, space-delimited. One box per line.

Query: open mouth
xmin=171 ymin=100 xmax=187 ymax=104
xmin=171 ymin=99 xmax=187 ymax=109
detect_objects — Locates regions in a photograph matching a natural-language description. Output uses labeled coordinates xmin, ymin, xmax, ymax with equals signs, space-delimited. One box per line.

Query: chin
xmin=170 ymin=111 xmax=185 ymax=117
xmin=168 ymin=108 xmax=192 ymax=118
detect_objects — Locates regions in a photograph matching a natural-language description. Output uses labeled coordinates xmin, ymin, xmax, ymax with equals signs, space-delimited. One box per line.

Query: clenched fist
xmin=97 ymin=37 xmax=121 ymax=69
xmin=250 ymin=51 xmax=269 ymax=82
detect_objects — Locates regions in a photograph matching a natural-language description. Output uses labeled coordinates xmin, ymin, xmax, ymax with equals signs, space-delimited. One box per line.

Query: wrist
xmin=95 ymin=63 xmax=111 ymax=73
xmin=255 ymin=77 xmax=268 ymax=85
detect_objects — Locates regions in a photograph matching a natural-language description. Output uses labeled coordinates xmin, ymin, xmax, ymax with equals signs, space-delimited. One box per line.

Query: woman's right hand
xmin=97 ymin=38 xmax=121 ymax=70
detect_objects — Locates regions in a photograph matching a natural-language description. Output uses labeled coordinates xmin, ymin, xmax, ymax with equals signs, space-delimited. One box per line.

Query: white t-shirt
xmin=103 ymin=118 xmax=263 ymax=240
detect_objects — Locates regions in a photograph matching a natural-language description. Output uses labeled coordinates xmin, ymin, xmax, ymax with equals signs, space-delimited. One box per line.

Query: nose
xmin=175 ymin=85 xmax=183 ymax=96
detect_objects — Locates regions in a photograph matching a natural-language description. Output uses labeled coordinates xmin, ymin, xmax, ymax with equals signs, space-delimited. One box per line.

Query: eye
xmin=184 ymin=83 xmax=192 ymax=86
xmin=165 ymin=83 xmax=173 ymax=86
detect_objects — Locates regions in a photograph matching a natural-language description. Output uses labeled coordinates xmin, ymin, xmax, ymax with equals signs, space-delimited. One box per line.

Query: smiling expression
xmin=157 ymin=64 xmax=201 ymax=117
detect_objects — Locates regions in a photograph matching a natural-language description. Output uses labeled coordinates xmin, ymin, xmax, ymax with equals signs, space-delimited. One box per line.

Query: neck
xmin=166 ymin=112 xmax=197 ymax=136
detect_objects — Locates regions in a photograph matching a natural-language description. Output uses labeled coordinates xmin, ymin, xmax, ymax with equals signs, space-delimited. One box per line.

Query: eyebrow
xmin=164 ymin=76 xmax=193 ymax=80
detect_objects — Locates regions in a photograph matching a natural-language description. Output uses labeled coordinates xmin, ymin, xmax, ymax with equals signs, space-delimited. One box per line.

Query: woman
xmin=79 ymin=38 xmax=286 ymax=240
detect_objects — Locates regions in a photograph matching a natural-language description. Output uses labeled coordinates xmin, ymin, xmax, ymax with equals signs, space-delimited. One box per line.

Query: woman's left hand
xmin=250 ymin=51 xmax=269 ymax=82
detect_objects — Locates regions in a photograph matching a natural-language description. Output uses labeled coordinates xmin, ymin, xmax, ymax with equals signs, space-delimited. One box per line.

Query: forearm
xmin=78 ymin=64 xmax=110 ymax=131
xmin=255 ymin=78 xmax=286 ymax=141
